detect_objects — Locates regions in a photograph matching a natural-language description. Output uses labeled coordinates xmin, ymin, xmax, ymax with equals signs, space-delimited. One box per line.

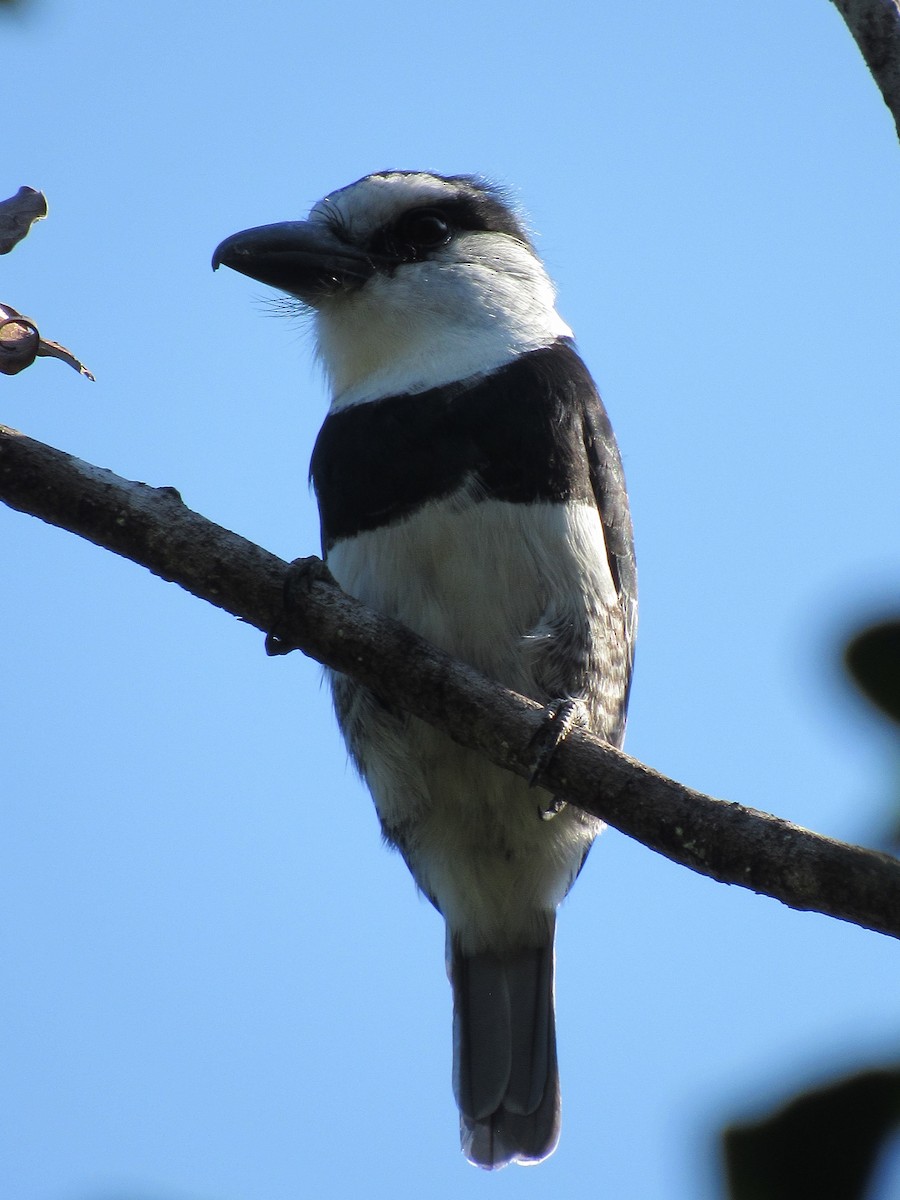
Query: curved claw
xmin=529 ymin=699 xmax=588 ymax=817
xmin=265 ymin=555 xmax=336 ymax=657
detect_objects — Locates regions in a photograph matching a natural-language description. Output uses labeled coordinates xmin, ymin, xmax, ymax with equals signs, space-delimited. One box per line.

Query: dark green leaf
xmin=724 ymin=1067 xmax=900 ymax=1200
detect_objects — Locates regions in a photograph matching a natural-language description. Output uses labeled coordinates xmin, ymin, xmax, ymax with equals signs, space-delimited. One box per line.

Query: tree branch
xmin=2 ymin=423 xmax=899 ymax=940
xmin=831 ymin=0 xmax=900 ymax=139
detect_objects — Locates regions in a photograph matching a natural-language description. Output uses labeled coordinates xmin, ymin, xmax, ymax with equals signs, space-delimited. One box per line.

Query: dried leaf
xmin=0 ymin=186 xmax=48 ymax=254
xmin=0 ymin=300 xmax=93 ymax=380
xmin=0 ymin=310 xmax=40 ymax=375
xmin=36 ymin=337 xmax=95 ymax=380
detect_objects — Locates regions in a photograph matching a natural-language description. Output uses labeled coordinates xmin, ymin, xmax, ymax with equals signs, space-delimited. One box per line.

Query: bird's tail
xmin=450 ymin=928 xmax=560 ymax=1169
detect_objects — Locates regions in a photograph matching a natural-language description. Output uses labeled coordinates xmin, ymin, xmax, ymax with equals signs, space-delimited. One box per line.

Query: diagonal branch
xmin=831 ymin=0 xmax=900 ymax=139
xmin=2 ymin=423 xmax=899 ymax=940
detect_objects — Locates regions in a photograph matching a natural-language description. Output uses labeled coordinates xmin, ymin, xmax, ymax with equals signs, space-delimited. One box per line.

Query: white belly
xmin=326 ymin=497 xmax=616 ymax=952
xmin=328 ymin=497 xmax=617 ymax=687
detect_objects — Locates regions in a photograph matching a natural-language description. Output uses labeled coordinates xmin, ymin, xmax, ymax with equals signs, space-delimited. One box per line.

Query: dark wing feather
xmin=580 ymin=374 xmax=638 ymax=683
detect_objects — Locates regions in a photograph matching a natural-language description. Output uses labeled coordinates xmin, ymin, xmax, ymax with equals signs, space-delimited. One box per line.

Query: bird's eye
xmin=396 ymin=208 xmax=452 ymax=251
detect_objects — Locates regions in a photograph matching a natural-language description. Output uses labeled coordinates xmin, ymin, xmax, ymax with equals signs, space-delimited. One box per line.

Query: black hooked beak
xmin=212 ymin=220 xmax=378 ymax=300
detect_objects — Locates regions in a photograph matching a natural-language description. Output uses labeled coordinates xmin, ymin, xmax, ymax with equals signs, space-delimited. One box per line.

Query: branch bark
xmin=831 ymin=0 xmax=900 ymax=139
xmin=2 ymin=423 xmax=899 ymax=940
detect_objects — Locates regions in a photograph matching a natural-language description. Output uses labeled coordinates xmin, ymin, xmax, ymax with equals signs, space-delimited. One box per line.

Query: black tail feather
xmin=451 ymin=933 xmax=560 ymax=1169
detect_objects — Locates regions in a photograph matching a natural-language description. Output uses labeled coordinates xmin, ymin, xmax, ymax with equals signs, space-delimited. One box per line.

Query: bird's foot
xmin=529 ymin=698 xmax=586 ymax=819
xmin=265 ymin=555 xmax=336 ymax=657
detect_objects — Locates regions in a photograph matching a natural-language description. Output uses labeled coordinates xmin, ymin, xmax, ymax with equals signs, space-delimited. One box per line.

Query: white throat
xmin=313 ymin=233 xmax=572 ymax=409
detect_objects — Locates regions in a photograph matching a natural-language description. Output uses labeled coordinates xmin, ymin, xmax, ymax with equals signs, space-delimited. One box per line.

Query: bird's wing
xmin=580 ymin=374 xmax=638 ymax=680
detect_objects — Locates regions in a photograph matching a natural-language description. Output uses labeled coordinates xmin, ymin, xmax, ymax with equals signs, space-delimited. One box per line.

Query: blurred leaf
xmin=724 ymin=1067 xmax=900 ymax=1200
xmin=846 ymin=621 xmax=900 ymax=726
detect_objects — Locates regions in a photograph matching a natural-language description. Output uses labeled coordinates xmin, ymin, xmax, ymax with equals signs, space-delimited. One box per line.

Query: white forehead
xmin=309 ymin=172 xmax=486 ymax=239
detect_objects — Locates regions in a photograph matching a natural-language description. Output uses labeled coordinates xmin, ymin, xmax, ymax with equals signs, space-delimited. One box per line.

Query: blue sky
xmin=3 ymin=2 xmax=900 ymax=1197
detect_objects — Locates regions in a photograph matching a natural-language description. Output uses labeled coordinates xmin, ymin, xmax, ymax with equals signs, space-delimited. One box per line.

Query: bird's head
xmin=213 ymin=171 xmax=571 ymax=406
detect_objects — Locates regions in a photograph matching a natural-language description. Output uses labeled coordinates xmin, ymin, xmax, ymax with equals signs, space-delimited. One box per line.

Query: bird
xmin=213 ymin=170 xmax=637 ymax=1169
